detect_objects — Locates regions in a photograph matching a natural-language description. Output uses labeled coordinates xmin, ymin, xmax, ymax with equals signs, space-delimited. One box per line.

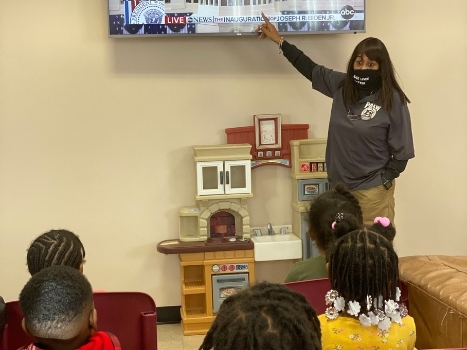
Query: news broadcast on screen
xmin=108 ymin=0 xmax=365 ymax=36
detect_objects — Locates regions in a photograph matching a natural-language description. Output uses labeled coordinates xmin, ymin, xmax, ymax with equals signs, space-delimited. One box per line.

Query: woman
xmin=256 ymin=13 xmax=414 ymax=225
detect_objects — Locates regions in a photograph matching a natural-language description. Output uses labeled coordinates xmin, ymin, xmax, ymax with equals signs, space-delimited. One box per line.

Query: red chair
xmin=284 ymin=278 xmax=409 ymax=316
xmin=0 ymin=301 xmax=35 ymax=350
xmin=93 ymin=292 xmax=157 ymax=350
xmin=283 ymin=278 xmax=331 ymax=314
xmin=1 ymin=292 xmax=157 ymax=350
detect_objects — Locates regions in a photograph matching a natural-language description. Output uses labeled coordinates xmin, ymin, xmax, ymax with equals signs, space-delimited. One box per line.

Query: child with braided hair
xmin=319 ymin=217 xmax=415 ymax=349
xmin=285 ymin=182 xmax=363 ymax=282
xmin=27 ymin=229 xmax=86 ymax=275
xmin=199 ymin=282 xmax=322 ymax=350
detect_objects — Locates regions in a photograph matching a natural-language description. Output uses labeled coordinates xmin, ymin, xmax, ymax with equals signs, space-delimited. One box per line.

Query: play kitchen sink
xmin=250 ymin=225 xmax=302 ymax=261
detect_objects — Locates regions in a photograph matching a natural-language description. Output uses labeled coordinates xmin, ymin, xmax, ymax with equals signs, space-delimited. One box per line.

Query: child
xmin=199 ymin=282 xmax=322 ymax=350
xmin=284 ymin=183 xmax=363 ymax=282
xmin=319 ymin=217 xmax=415 ymax=349
xmin=27 ymin=229 xmax=86 ymax=275
xmin=18 ymin=265 xmax=120 ymax=350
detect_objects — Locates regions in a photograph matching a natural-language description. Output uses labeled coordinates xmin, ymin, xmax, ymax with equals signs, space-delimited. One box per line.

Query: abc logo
xmin=340 ymin=5 xmax=355 ymax=20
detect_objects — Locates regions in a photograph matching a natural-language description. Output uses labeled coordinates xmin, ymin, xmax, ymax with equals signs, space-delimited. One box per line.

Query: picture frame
xmin=254 ymin=114 xmax=281 ymax=150
xmin=297 ymin=179 xmax=329 ymax=201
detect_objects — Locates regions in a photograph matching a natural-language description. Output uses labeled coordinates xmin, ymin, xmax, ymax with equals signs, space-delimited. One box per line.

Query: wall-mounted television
xmin=109 ymin=0 xmax=365 ymax=37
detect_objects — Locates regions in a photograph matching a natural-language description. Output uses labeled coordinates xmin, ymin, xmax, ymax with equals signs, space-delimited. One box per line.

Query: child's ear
xmin=21 ymin=318 xmax=33 ymax=336
xmin=89 ymin=308 xmax=98 ymax=331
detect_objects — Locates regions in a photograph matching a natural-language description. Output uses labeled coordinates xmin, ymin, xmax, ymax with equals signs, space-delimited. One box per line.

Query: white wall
xmin=1 ymin=0 xmax=466 ymax=306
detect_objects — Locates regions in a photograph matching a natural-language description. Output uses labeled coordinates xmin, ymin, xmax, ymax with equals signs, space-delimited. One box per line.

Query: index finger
xmin=261 ymin=12 xmax=270 ymax=24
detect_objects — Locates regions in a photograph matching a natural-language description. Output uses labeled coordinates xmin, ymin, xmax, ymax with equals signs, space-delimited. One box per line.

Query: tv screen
xmin=109 ymin=0 xmax=365 ymax=37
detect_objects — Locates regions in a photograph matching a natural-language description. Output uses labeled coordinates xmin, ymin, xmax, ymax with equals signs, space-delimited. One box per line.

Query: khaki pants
xmin=351 ymin=182 xmax=395 ymax=226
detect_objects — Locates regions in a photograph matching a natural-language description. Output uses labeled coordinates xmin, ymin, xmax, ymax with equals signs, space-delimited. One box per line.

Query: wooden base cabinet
xmin=179 ymin=250 xmax=255 ymax=335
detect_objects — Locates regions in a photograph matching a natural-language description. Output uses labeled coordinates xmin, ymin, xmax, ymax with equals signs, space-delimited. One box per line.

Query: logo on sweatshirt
xmin=360 ymin=102 xmax=381 ymax=120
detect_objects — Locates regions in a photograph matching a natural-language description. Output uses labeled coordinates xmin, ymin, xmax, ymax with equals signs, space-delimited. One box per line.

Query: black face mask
xmin=353 ymin=69 xmax=381 ymax=92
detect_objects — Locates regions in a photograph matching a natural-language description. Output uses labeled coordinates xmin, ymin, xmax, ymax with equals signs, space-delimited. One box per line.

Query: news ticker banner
xmin=122 ymin=0 xmax=364 ymax=25
xmin=165 ymin=13 xmax=364 ymax=25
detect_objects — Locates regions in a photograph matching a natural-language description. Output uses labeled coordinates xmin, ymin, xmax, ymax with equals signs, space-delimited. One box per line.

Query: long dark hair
xmin=308 ymin=183 xmax=363 ymax=253
xmin=340 ymin=37 xmax=410 ymax=111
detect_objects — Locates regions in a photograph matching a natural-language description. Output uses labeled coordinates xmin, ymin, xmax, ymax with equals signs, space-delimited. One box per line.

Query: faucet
xmin=267 ymin=223 xmax=275 ymax=235
xmin=253 ymin=229 xmax=262 ymax=236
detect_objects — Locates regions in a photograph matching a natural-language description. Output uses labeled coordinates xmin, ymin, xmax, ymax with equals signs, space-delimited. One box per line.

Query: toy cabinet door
xmin=224 ymin=160 xmax=251 ymax=195
xmin=196 ymin=161 xmax=224 ymax=196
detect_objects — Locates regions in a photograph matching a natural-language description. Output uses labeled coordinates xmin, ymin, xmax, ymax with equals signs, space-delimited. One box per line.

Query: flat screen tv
xmin=109 ymin=0 xmax=365 ymax=37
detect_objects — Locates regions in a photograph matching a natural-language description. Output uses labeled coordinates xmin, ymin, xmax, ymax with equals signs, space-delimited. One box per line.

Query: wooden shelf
xmin=182 ymin=281 xmax=206 ymax=295
xmin=290 ymin=138 xmax=327 ymax=176
xmin=194 ymin=192 xmax=253 ymax=201
xmin=178 ymin=249 xmax=255 ymax=335
xmin=297 ymin=158 xmax=326 ymax=162
xmin=291 ymin=172 xmax=328 ymax=180
xmin=180 ymin=260 xmax=205 ymax=267
xmin=185 ymin=309 xmax=207 ymax=318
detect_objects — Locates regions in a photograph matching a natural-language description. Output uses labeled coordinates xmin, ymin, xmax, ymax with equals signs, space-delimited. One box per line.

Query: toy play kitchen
xmin=157 ymin=144 xmax=256 ymax=335
xmin=157 ymin=116 xmax=328 ymax=335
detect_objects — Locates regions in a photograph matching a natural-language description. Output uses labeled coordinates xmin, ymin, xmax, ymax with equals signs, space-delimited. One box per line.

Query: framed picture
xmin=298 ymin=179 xmax=329 ymax=201
xmin=304 ymin=184 xmax=319 ymax=195
xmin=254 ymin=114 xmax=281 ymax=150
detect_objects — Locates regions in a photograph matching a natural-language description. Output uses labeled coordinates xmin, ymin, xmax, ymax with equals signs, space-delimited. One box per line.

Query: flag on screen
xmin=109 ymin=15 xmax=125 ymax=35
xmin=124 ymin=0 xmax=143 ymax=24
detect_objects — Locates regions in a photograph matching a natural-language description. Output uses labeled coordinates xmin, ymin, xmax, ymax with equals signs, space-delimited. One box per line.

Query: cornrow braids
xmin=328 ymin=229 xmax=399 ymax=312
xmin=199 ymin=282 xmax=322 ymax=350
xmin=308 ymin=182 xmax=363 ymax=253
xmin=325 ymin=215 xmax=361 ymax=263
xmin=27 ymin=229 xmax=85 ymax=276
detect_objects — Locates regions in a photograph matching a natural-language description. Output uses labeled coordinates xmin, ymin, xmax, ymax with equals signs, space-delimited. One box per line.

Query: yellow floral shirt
xmin=318 ymin=314 xmax=416 ymax=350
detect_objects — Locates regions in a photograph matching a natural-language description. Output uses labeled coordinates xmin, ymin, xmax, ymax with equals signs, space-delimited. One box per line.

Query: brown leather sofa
xmin=399 ymin=255 xmax=467 ymax=349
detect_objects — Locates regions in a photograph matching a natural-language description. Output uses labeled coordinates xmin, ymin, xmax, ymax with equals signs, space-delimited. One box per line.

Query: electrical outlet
xmin=250 ymin=224 xmax=292 ymax=235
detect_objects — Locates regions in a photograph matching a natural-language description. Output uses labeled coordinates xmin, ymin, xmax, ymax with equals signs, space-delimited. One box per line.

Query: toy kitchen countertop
xmin=157 ymin=237 xmax=253 ymax=254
